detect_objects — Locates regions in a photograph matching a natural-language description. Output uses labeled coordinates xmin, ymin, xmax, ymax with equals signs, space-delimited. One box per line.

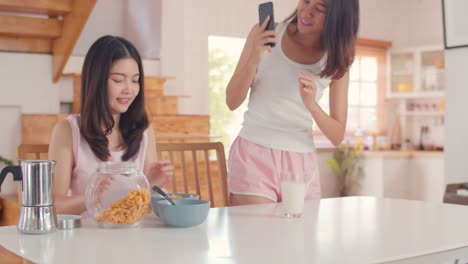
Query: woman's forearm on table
xmin=55 ymin=194 xmax=86 ymax=215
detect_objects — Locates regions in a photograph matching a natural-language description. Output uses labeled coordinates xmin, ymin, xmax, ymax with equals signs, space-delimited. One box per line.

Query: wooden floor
xmin=0 ymin=194 xmax=19 ymax=227
xmin=0 ymin=245 xmax=31 ymax=263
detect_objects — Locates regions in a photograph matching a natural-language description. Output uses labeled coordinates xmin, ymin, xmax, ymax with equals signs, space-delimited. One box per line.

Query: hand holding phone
xmin=259 ymin=2 xmax=276 ymax=47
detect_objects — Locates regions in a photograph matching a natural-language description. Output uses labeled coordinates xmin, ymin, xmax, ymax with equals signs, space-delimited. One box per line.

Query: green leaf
xmin=0 ymin=155 xmax=14 ymax=166
xmin=326 ymin=159 xmax=342 ymax=177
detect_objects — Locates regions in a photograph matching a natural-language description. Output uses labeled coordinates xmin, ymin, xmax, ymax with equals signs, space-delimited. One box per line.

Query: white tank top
xmin=239 ymin=22 xmax=332 ymax=152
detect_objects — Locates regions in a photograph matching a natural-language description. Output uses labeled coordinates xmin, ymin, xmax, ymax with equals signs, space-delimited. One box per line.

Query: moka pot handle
xmin=0 ymin=166 xmax=22 ymax=192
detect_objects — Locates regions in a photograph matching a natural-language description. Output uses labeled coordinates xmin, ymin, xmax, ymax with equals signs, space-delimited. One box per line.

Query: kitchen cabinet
xmin=360 ymin=154 xmax=412 ymax=200
xmin=382 ymin=158 xmax=412 ymax=199
xmin=359 ymin=151 xmax=444 ymax=203
xmin=410 ymin=156 xmax=445 ymax=203
xmin=389 ymin=47 xmax=445 ymax=95
xmin=388 ymin=46 xmax=446 ymax=150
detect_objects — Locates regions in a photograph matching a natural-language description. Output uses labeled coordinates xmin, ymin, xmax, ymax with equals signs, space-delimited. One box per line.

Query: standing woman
xmin=226 ymin=0 xmax=359 ymax=205
xmin=49 ymin=36 xmax=173 ymax=215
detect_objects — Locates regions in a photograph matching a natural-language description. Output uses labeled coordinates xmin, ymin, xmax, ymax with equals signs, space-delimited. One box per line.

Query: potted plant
xmin=326 ymin=145 xmax=364 ymax=197
xmin=0 ymin=155 xmax=13 ymax=167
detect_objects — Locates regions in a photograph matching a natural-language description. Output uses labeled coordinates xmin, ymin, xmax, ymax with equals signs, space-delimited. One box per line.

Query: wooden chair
xmin=156 ymin=142 xmax=229 ymax=207
xmin=14 ymin=143 xmax=230 ymax=206
xmin=18 ymin=144 xmax=49 ymax=160
xmin=0 ymin=144 xmax=49 ymax=227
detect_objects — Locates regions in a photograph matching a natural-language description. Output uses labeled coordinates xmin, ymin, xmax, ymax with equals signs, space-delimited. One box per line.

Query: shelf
xmin=392 ymin=72 xmax=413 ymax=76
xmin=402 ymin=111 xmax=445 ymax=117
xmin=421 ymin=68 xmax=444 ymax=74
xmin=386 ymin=91 xmax=445 ymax=99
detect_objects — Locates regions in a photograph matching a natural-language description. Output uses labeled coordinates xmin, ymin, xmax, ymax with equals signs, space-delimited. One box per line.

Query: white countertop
xmin=1 ymin=197 xmax=468 ymax=263
xmin=363 ymin=150 xmax=444 ymax=159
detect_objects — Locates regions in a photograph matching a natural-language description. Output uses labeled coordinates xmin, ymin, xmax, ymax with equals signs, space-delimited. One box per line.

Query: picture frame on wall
xmin=442 ymin=0 xmax=468 ymax=49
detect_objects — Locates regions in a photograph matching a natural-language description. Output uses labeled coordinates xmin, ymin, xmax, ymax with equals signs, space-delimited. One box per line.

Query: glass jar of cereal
xmin=85 ymin=161 xmax=150 ymax=228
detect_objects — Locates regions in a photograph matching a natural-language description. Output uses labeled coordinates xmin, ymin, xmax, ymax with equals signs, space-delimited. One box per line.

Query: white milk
xmin=281 ymin=181 xmax=306 ymax=215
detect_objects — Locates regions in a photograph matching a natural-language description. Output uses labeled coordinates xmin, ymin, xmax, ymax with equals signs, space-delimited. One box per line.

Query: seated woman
xmin=49 ymin=35 xmax=173 ymax=215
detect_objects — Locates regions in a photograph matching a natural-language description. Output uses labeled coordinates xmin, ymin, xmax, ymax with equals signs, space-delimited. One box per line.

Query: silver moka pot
xmin=0 ymin=160 xmax=57 ymax=234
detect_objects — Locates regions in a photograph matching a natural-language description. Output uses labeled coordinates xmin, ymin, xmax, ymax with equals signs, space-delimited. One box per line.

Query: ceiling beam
xmin=52 ymin=0 xmax=96 ymax=83
xmin=0 ymin=15 xmax=62 ymax=38
xmin=0 ymin=0 xmax=72 ymax=16
xmin=0 ymin=36 xmax=51 ymax=53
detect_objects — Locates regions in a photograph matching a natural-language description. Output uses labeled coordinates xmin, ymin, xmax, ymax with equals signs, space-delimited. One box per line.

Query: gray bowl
xmin=151 ymin=193 xmax=200 ymax=216
xmin=156 ymin=199 xmax=210 ymax=228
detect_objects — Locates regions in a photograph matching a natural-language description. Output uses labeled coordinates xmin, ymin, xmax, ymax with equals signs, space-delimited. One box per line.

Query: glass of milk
xmin=280 ymin=171 xmax=307 ymax=218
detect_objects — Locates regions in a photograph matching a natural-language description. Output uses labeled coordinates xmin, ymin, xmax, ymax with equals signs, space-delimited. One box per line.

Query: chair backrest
xmin=156 ymin=142 xmax=228 ymax=207
xmin=15 ymin=143 xmax=230 ymax=207
xmin=17 ymin=144 xmax=49 ymax=160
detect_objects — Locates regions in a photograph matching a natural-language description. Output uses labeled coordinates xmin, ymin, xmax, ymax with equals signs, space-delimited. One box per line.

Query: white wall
xmin=445 ymin=47 xmax=468 ymax=184
xmin=359 ymin=0 xmax=394 ymax=42
xmin=360 ymin=0 xmax=443 ymax=49
xmin=0 ymin=53 xmax=60 ymax=113
xmin=123 ymin=0 xmax=162 ymax=59
xmin=442 ymin=0 xmax=468 ymax=184
xmin=72 ymin=0 xmax=125 ymax=56
xmin=0 ymin=52 xmax=61 ymax=190
xmin=0 ymin=106 xmax=21 ymax=194
xmin=72 ymin=0 xmax=162 ymax=58
xmin=388 ymin=0 xmax=444 ymax=49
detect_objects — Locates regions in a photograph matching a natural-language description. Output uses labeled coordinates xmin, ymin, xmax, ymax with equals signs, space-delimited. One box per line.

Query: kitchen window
xmin=314 ymin=39 xmax=391 ymax=137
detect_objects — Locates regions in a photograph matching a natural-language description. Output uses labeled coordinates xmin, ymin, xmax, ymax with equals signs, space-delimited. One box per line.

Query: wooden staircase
xmin=0 ymin=0 xmax=96 ymax=82
xmin=22 ymin=75 xmax=213 ymax=144
xmin=2 ymin=1 xmax=214 ymax=146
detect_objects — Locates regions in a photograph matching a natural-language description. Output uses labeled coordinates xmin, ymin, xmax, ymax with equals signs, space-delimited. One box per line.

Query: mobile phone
xmin=258 ymin=1 xmax=275 ymax=47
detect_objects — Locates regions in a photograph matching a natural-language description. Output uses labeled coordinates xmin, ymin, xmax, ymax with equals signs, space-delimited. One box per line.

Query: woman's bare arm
xmin=226 ymin=17 xmax=277 ymax=110
xmin=48 ymin=120 xmax=86 ymax=214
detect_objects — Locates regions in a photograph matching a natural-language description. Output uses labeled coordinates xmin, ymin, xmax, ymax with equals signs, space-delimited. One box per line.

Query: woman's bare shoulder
xmin=50 ymin=118 xmax=73 ymax=145
xmin=54 ymin=119 xmax=72 ymax=134
xmin=146 ymin=124 xmax=155 ymax=136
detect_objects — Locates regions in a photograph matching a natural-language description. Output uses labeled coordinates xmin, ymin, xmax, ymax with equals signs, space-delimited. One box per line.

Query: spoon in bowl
xmin=152 ymin=185 xmax=176 ymax=205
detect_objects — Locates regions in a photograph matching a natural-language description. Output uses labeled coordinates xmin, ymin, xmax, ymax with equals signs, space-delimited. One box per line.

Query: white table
xmin=2 ymin=197 xmax=468 ymax=263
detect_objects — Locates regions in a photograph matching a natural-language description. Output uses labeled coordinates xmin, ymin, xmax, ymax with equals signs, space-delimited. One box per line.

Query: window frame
xmin=313 ymin=38 xmax=391 ymax=138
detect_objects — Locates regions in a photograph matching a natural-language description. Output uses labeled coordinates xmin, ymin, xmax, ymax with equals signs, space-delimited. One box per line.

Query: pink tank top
xmin=67 ymin=114 xmax=148 ymax=195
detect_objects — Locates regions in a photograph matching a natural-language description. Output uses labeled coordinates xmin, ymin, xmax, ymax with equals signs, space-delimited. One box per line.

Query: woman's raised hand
xmin=298 ymin=72 xmax=319 ymax=112
xmin=96 ymin=176 xmax=114 ymax=205
xmin=146 ymin=160 xmax=174 ymax=188
xmin=245 ymin=16 xmax=277 ymax=66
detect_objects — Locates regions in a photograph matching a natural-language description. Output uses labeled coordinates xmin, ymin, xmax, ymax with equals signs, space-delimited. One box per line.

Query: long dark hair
xmin=80 ymin=35 xmax=149 ymax=161
xmin=285 ymin=0 xmax=359 ymax=79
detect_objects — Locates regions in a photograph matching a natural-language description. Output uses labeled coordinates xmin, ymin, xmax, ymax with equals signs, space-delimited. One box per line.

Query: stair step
xmin=0 ymin=0 xmax=72 ymax=16
xmin=144 ymin=76 xmax=175 ymax=96
xmin=152 ymin=115 xmax=209 ymax=134
xmin=22 ymin=114 xmax=210 ymax=144
xmin=65 ymin=74 xmax=177 ymax=113
xmin=145 ymin=93 xmax=178 ymax=115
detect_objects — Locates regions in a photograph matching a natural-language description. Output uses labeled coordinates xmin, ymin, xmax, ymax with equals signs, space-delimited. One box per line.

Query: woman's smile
xmin=299 ymin=17 xmax=313 ymax=27
xmin=116 ymin=98 xmax=131 ymax=105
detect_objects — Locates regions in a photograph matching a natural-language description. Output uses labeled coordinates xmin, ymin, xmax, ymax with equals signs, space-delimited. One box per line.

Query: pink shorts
xmin=228 ymin=137 xmax=321 ymax=202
